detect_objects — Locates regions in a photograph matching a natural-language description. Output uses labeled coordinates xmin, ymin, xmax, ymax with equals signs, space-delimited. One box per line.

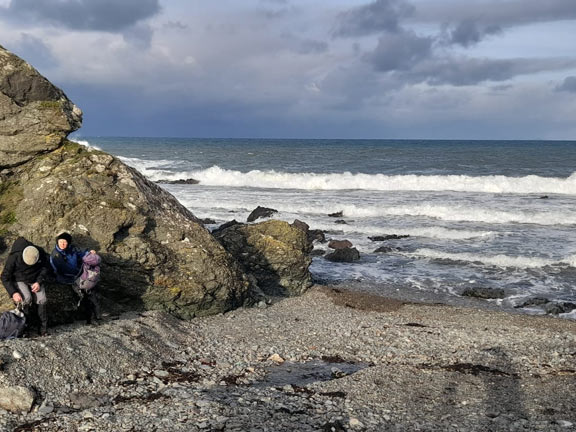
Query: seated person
xmin=50 ymin=232 xmax=101 ymax=323
xmin=1 ymin=237 xmax=49 ymax=336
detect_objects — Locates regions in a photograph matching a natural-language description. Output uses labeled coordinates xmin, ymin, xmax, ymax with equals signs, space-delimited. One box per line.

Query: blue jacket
xmin=50 ymin=244 xmax=88 ymax=284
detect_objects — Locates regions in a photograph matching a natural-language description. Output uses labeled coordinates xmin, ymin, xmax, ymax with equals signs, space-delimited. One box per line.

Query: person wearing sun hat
xmin=1 ymin=237 xmax=50 ymax=336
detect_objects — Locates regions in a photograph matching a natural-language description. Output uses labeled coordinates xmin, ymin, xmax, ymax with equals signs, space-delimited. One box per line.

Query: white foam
xmin=404 ymin=248 xmax=570 ymax=269
xmin=113 ymin=160 xmax=576 ymax=195
xmin=174 ymin=196 xmax=576 ymax=227
xmin=370 ymin=204 xmax=576 ymax=226
xmin=75 ymin=139 xmax=101 ymax=151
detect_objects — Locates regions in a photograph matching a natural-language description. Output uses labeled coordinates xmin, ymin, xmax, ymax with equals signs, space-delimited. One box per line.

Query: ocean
xmin=76 ymin=137 xmax=576 ymax=319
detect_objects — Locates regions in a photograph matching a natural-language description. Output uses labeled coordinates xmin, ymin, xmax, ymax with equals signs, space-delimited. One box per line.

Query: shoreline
xmin=1 ymin=284 xmax=574 ymax=431
xmin=319 ymin=279 xmax=576 ymax=321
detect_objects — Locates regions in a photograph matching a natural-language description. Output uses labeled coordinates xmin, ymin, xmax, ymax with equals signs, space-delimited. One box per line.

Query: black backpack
xmin=0 ymin=309 xmax=26 ymax=340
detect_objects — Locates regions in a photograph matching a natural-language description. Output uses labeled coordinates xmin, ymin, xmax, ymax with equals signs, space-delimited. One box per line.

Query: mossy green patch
xmin=39 ymin=100 xmax=61 ymax=110
xmin=0 ymin=180 xmax=22 ymax=236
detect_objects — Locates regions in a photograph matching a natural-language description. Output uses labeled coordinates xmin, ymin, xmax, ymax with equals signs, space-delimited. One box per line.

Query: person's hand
xmin=31 ymin=282 xmax=40 ymax=293
xmin=12 ymin=293 xmax=22 ymax=303
xmin=90 ymin=250 xmax=96 ymax=254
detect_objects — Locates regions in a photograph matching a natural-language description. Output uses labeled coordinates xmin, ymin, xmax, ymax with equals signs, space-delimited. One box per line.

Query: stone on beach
xmin=0 ymin=386 xmax=35 ymax=413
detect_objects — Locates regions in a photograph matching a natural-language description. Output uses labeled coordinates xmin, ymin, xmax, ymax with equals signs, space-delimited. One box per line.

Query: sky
xmin=0 ymin=0 xmax=575 ymax=140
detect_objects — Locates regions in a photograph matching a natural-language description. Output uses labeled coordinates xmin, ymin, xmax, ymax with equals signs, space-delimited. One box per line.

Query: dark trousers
xmin=78 ymin=289 xmax=101 ymax=323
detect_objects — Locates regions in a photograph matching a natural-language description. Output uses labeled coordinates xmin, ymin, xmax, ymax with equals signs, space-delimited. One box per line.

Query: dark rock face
xmin=325 ymin=248 xmax=360 ymax=263
xmin=461 ymin=287 xmax=505 ymax=300
xmin=328 ymin=211 xmax=343 ymax=218
xmin=0 ymin=45 xmax=253 ymax=321
xmin=308 ymin=229 xmax=326 ymax=244
xmin=0 ymin=45 xmax=82 ymax=168
xmin=543 ymin=302 xmax=576 ymax=315
xmin=247 ymin=206 xmax=278 ymax=223
xmin=213 ymin=220 xmax=312 ymax=297
xmin=373 ymin=246 xmax=399 ymax=253
xmin=156 ymin=178 xmax=199 ymax=185
xmin=515 ymin=297 xmax=576 ymax=315
xmin=369 ymin=235 xmax=410 ymax=241
xmin=516 ymin=297 xmax=550 ymax=308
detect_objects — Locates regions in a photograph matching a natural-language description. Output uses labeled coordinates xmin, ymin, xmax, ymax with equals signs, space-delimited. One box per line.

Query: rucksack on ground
xmin=0 ymin=308 xmax=26 ymax=340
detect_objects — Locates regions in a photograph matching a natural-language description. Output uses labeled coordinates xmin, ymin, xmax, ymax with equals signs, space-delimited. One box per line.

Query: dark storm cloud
xmin=442 ymin=20 xmax=503 ymax=47
xmin=0 ymin=0 xmax=160 ymax=32
xmin=556 ymin=76 xmax=576 ymax=93
xmin=412 ymin=58 xmax=576 ymax=86
xmin=333 ymin=0 xmax=414 ymax=37
xmin=364 ymin=30 xmax=433 ymax=72
xmin=416 ymin=0 xmax=576 ymax=27
xmin=414 ymin=0 xmax=576 ymax=47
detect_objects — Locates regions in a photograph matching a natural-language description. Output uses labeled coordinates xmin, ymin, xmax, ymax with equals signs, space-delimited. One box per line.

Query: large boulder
xmin=0 ymin=45 xmax=82 ymax=168
xmin=0 ymin=46 xmax=253 ymax=321
xmin=213 ymin=220 xmax=313 ymax=297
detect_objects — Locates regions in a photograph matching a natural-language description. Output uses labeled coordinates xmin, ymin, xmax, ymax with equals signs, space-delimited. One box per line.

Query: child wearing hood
xmin=50 ymin=232 xmax=102 ymax=324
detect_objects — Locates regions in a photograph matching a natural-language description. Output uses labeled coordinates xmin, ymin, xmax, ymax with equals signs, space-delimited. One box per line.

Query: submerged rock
xmin=247 ymin=206 xmax=278 ymax=223
xmin=461 ymin=287 xmax=505 ymax=300
xmin=325 ymin=248 xmax=360 ymax=263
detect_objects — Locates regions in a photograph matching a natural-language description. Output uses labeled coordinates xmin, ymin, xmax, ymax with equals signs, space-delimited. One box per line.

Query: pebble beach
xmin=0 ymin=285 xmax=574 ymax=432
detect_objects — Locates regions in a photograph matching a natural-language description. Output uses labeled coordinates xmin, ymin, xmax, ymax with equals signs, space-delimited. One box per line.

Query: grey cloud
xmin=163 ymin=21 xmax=188 ymax=31
xmin=333 ymin=0 xmax=414 ymax=37
xmin=365 ymin=30 xmax=433 ymax=72
xmin=123 ymin=24 xmax=154 ymax=50
xmin=411 ymin=57 xmax=576 ymax=87
xmin=10 ymin=33 xmax=58 ymax=70
xmin=556 ymin=76 xmax=576 ymax=92
xmin=415 ymin=0 xmax=576 ymax=28
xmin=0 ymin=0 xmax=160 ymax=32
xmin=296 ymin=39 xmax=328 ymax=55
xmin=443 ymin=20 xmax=502 ymax=47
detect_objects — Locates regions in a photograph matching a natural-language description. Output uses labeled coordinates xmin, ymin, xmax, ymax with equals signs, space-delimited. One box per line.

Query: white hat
xmin=22 ymin=246 xmax=39 ymax=265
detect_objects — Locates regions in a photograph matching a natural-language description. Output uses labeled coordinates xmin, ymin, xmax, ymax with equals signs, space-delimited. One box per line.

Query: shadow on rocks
xmin=45 ymin=234 xmax=149 ymax=327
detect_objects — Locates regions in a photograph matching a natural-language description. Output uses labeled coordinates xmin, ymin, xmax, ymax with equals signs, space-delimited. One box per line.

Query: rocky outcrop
xmin=0 ymin=45 xmax=253 ymax=321
xmin=0 ymin=45 xmax=82 ymax=168
xmin=213 ymin=220 xmax=312 ymax=296
xmin=0 ymin=141 xmax=253 ymax=321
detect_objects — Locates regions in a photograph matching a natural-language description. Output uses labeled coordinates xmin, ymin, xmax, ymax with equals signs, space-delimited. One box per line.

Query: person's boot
xmin=91 ymin=294 xmax=102 ymax=321
xmin=37 ymin=303 xmax=48 ymax=336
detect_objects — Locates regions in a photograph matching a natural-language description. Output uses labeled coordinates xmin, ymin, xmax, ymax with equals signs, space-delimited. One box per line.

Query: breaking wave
xmin=118 ymin=159 xmax=576 ymax=195
xmin=405 ymin=249 xmax=576 ymax=269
